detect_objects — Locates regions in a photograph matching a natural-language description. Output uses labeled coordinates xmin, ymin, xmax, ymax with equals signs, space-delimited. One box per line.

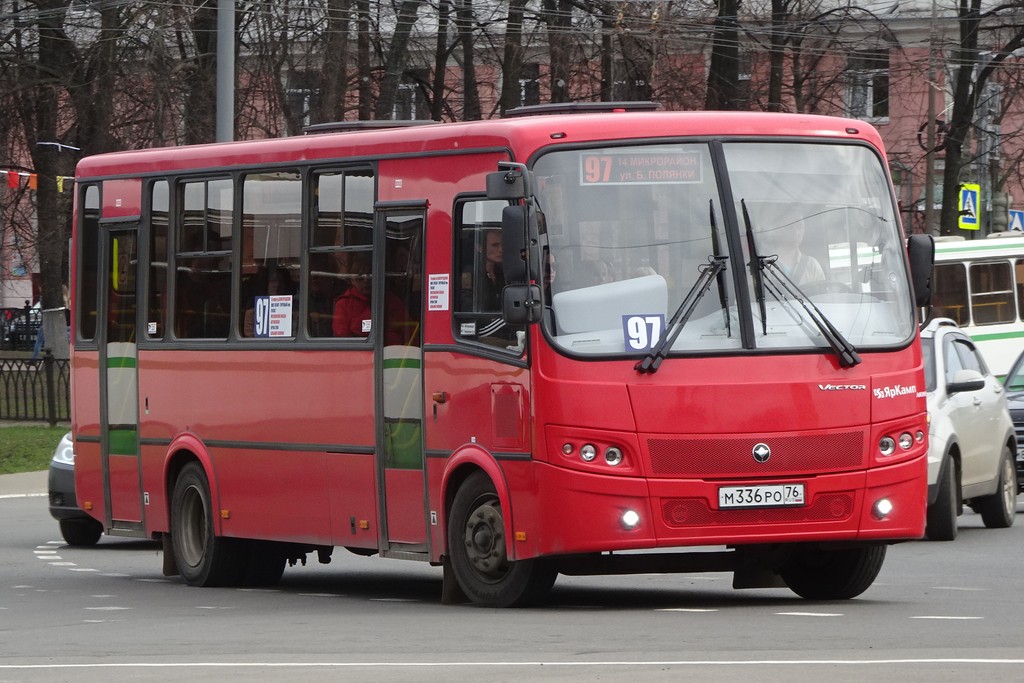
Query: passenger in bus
xmin=308 ymin=253 xmax=344 ymax=337
xmin=243 ymin=266 xmax=296 ymax=337
xmin=332 ymin=252 xmax=408 ymax=343
xmin=461 ymin=228 xmax=505 ymax=311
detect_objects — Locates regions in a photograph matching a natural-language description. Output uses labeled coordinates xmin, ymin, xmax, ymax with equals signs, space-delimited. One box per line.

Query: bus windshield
xmin=533 ymin=140 xmax=915 ymax=358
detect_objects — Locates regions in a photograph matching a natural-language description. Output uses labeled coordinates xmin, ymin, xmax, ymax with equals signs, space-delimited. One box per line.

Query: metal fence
xmin=0 ymin=352 xmax=70 ymax=424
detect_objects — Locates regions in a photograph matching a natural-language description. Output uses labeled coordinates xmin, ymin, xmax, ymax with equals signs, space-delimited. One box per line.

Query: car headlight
xmin=51 ymin=433 xmax=75 ymax=466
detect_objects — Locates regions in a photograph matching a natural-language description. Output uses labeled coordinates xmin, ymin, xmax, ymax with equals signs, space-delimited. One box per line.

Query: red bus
xmin=71 ymin=106 xmax=935 ymax=606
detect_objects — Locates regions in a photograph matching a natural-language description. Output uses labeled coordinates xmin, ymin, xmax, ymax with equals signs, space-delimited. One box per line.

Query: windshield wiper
xmin=635 ymin=255 xmax=728 ymax=374
xmin=741 ymin=201 xmax=768 ymax=335
xmin=709 ymin=200 xmax=731 ymax=337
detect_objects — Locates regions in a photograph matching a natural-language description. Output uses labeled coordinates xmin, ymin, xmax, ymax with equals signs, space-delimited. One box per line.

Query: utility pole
xmin=923 ymin=0 xmax=938 ymax=236
xmin=216 ymin=0 xmax=235 ymax=142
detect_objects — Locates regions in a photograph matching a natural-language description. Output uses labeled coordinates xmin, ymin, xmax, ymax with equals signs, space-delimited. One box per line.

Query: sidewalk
xmin=0 ymin=470 xmax=47 ymax=497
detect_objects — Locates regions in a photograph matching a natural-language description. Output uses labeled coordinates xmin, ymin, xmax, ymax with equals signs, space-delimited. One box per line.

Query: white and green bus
xmin=930 ymin=232 xmax=1024 ymax=376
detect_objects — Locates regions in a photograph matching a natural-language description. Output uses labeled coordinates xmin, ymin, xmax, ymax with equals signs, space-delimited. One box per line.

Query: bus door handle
xmin=432 ymin=391 xmax=449 ymax=419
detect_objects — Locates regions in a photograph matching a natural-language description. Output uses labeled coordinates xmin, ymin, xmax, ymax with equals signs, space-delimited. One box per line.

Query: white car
xmin=921 ymin=318 xmax=1018 ymax=540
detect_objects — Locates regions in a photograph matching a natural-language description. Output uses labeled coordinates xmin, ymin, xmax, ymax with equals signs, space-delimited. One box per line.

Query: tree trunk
xmin=374 ymin=0 xmax=425 ymax=120
xmin=705 ymin=0 xmax=741 ymax=110
xmin=499 ymin=0 xmax=528 ymax=114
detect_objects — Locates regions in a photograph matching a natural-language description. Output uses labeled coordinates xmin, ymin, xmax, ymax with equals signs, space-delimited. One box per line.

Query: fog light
xmin=621 ymin=509 xmax=640 ymax=529
xmin=605 ymin=447 xmax=623 ymax=466
xmin=580 ymin=444 xmax=597 ymax=462
xmin=879 ymin=436 xmax=896 ymax=456
xmin=915 ymin=430 xmax=925 ymax=443
xmin=872 ymin=498 xmax=894 ymax=520
xmin=562 ymin=443 xmax=574 ymax=455
xmin=898 ymin=432 xmax=914 ymax=450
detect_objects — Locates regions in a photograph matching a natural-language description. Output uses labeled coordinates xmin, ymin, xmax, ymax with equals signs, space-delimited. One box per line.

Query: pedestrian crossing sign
xmin=959 ymin=183 xmax=980 ymax=230
xmin=1010 ymin=209 xmax=1024 ymax=232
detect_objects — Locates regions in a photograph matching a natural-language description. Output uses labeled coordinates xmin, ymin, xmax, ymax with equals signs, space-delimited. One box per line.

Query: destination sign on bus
xmin=579 ymin=151 xmax=702 ymax=186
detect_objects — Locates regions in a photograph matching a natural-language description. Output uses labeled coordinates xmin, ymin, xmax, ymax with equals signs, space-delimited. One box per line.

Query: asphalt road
xmin=3 ymin=472 xmax=1023 ymax=683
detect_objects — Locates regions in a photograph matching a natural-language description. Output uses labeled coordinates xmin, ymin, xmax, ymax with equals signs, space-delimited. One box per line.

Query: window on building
xmin=286 ymin=71 xmax=322 ymax=131
xmin=848 ymin=50 xmax=890 ymax=120
xmin=520 ymin=63 xmax=541 ymax=106
xmin=392 ymin=70 xmax=430 ymax=120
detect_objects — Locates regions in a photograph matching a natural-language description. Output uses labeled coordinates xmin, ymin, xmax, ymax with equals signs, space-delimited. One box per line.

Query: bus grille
xmin=647 ymin=431 xmax=863 ymax=477
xmin=662 ymin=492 xmax=855 ymax=527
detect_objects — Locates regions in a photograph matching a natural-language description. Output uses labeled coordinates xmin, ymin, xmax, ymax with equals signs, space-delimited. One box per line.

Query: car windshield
xmin=532 ymin=140 xmax=916 ymax=359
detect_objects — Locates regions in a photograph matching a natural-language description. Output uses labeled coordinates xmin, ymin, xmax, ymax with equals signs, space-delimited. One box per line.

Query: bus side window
xmin=932 ymin=263 xmax=968 ymax=325
xmin=453 ymin=198 xmax=523 ymax=350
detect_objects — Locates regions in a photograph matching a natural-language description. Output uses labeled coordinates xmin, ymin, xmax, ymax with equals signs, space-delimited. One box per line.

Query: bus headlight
xmin=605 ymin=447 xmax=623 ymax=466
xmin=580 ymin=444 xmax=597 ymax=462
xmin=878 ymin=436 xmax=896 ymax=456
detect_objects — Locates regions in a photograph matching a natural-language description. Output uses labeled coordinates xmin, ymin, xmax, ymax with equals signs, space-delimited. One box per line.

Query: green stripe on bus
xmin=106 ymin=357 xmax=137 ymax=369
xmin=107 ymin=428 xmax=138 ymax=456
xmin=936 ymin=241 xmax=1024 ymax=255
xmin=968 ymin=330 xmax=1024 ymax=341
xmin=382 ymin=357 xmax=421 ymax=370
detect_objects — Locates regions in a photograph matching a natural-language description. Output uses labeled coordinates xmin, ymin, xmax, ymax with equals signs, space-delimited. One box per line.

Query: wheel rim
xmin=1000 ymin=455 xmax=1016 ymax=515
xmin=178 ymin=484 xmax=208 ymax=569
xmin=461 ymin=494 xmax=509 ymax=582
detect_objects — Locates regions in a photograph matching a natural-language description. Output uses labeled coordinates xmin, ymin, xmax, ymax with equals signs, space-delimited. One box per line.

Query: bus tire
xmin=447 ymin=471 xmax=557 ymax=607
xmin=59 ymin=518 xmax=103 ymax=547
xmin=925 ymin=456 xmax=958 ymax=541
xmin=975 ymin=447 xmax=1017 ymax=529
xmin=779 ymin=544 xmax=886 ymax=600
xmin=170 ymin=462 xmax=244 ymax=587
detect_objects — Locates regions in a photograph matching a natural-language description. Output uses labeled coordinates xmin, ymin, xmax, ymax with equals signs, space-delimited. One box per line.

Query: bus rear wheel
xmin=447 ymin=471 xmax=557 ymax=607
xmin=779 ymin=544 xmax=886 ymax=600
xmin=171 ymin=462 xmax=244 ymax=587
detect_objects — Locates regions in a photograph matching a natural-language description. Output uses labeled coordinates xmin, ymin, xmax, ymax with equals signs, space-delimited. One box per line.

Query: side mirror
xmin=502 ymin=284 xmax=542 ymax=324
xmin=501 ymin=205 xmax=539 ymax=283
xmin=907 ymin=233 xmax=935 ymax=308
xmin=947 ymin=368 xmax=986 ymax=394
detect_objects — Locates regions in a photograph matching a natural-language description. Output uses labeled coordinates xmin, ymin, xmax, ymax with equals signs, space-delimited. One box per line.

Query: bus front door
xmin=377 ymin=207 xmax=427 ymax=552
xmin=97 ymin=225 xmax=145 ymax=535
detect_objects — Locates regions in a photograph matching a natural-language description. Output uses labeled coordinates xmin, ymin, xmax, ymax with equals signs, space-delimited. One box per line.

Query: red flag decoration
xmin=7 ymin=172 xmax=18 ymax=189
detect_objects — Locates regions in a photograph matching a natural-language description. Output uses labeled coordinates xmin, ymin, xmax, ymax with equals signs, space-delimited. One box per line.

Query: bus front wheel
xmin=447 ymin=471 xmax=556 ymax=607
xmin=779 ymin=543 xmax=886 ymax=600
xmin=170 ymin=462 xmax=244 ymax=587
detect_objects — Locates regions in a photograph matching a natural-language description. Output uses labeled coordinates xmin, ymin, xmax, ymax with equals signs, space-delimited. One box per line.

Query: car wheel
xmin=975 ymin=447 xmax=1017 ymax=529
xmin=59 ymin=518 xmax=103 ymax=546
xmin=925 ymin=457 xmax=958 ymax=541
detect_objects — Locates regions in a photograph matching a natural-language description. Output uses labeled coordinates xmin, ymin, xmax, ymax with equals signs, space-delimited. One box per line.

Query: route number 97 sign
xmin=622 ymin=314 xmax=665 ymax=352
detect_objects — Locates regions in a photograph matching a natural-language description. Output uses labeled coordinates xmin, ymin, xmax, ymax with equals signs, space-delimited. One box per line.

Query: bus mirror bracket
xmin=907 ymin=233 xmax=934 ymax=308
xmin=486 ymin=162 xmax=533 ymax=200
xmin=502 ymin=284 xmax=542 ymax=325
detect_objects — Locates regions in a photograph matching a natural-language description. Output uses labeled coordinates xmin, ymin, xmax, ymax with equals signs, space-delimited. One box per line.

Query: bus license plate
xmin=718 ymin=484 xmax=805 ymax=509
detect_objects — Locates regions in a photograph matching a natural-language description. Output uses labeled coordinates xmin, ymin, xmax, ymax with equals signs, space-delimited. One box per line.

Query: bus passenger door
xmin=98 ymin=225 xmax=145 ymax=534
xmin=377 ymin=207 xmax=427 ymax=551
